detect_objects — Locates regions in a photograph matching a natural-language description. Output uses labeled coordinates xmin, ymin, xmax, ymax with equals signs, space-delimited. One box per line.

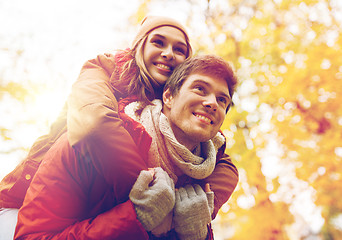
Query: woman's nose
xmin=161 ymin=45 xmax=174 ymax=60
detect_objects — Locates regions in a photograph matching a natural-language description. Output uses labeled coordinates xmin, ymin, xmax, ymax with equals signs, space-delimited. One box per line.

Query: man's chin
xmin=189 ymin=133 xmax=212 ymax=143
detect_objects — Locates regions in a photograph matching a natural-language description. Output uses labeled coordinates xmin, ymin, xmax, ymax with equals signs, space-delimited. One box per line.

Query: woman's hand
xmin=129 ymin=167 xmax=175 ymax=231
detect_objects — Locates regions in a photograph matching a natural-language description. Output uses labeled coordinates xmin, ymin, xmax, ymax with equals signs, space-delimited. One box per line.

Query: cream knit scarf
xmin=124 ymin=99 xmax=225 ymax=183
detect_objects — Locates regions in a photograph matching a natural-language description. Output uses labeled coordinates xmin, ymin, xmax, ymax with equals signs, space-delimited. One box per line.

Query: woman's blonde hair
xmin=115 ymin=36 xmax=156 ymax=102
xmin=117 ymin=26 xmax=192 ymax=102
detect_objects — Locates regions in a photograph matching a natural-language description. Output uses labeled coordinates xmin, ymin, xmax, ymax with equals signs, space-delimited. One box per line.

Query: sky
xmin=1 ymin=0 xmax=131 ymax=177
xmin=0 ymin=0 xmax=202 ymax=178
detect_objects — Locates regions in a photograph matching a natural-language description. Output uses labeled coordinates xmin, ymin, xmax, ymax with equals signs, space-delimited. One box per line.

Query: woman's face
xmin=143 ymin=26 xmax=188 ymax=86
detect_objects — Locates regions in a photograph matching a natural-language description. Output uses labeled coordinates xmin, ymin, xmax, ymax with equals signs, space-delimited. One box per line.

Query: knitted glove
xmin=206 ymin=191 xmax=214 ymax=216
xmin=205 ymin=183 xmax=214 ymax=216
xmin=173 ymin=184 xmax=212 ymax=240
xmin=129 ymin=167 xmax=175 ymax=231
xmin=151 ymin=210 xmax=173 ymax=237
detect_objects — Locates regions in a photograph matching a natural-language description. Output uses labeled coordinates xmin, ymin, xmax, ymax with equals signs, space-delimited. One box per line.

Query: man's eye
xmin=218 ymin=97 xmax=227 ymax=104
xmin=194 ymin=86 xmax=204 ymax=92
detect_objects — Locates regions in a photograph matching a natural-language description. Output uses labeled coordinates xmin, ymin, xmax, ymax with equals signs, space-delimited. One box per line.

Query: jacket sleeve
xmin=67 ymin=53 xmax=118 ymax=146
xmin=67 ymin=54 xmax=147 ymax=200
xmin=204 ymin=153 xmax=239 ymax=219
xmin=14 ymin=134 xmax=149 ymax=240
xmin=15 ymin=200 xmax=148 ymax=240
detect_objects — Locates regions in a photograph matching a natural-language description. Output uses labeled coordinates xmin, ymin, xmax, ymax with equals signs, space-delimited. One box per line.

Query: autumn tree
xmin=2 ymin=0 xmax=341 ymax=239
xmin=135 ymin=0 xmax=342 ymax=239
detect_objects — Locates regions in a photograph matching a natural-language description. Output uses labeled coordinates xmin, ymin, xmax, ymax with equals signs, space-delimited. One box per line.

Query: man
xmin=14 ymin=55 xmax=238 ymax=239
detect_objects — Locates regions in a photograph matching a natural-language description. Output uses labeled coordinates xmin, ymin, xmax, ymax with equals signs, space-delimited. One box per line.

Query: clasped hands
xmin=129 ymin=167 xmax=213 ymax=240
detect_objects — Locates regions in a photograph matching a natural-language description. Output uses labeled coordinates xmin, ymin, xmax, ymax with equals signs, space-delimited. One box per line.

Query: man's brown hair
xmin=164 ymin=55 xmax=238 ymax=111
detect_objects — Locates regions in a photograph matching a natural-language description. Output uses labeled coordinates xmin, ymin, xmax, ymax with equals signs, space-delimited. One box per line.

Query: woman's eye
xmin=153 ymin=39 xmax=164 ymax=46
xmin=174 ymin=47 xmax=186 ymax=55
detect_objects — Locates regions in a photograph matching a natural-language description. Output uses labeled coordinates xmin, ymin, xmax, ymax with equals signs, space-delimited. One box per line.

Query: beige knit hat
xmin=131 ymin=16 xmax=192 ymax=58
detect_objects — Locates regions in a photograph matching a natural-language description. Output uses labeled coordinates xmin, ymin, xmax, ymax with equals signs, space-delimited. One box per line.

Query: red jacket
xmin=0 ymin=51 xmax=141 ymax=208
xmin=14 ymin=98 xmax=237 ymax=239
xmin=14 ymin=133 xmax=149 ymax=240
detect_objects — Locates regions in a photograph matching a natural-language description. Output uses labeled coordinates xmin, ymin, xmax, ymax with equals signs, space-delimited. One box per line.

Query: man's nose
xmin=203 ymin=94 xmax=218 ymax=112
xmin=161 ymin=45 xmax=174 ymax=60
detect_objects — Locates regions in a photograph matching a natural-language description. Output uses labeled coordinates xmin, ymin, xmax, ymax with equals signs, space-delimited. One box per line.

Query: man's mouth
xmin=194 ymin=113 xmax=213 ymax=124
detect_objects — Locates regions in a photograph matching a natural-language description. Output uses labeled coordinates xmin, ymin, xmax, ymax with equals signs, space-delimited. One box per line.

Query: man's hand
xmin=205 ymin=183 xmax=214 ymax=216
xmin=173 ymin=184 xmax=212 ymax=240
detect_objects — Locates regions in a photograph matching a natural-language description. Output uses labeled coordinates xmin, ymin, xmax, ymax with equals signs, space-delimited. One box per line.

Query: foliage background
xmin=1 ymin=0 xmax=341 ymax=239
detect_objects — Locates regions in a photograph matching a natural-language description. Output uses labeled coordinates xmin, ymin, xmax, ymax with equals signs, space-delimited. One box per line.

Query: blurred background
xmin=1 ymin=0 xmax=341 ymax=239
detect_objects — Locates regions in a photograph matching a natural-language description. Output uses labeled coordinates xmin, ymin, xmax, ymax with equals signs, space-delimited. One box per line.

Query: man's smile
xmin=193 ymin=113 xmax=213 ymax=125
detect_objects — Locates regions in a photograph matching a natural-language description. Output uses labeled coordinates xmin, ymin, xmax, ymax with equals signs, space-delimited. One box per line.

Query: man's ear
xmin=163 ymin=88 xmax=173 ymax=109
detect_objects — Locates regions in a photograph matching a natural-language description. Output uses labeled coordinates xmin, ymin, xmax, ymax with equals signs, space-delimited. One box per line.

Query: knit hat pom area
xmin=131 ymin=16 xmax=192 ymax=56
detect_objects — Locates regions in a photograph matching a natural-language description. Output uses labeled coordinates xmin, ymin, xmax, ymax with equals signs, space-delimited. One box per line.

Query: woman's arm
xmin=67 ymin=54 xmax=148 ymax=195
xmin=14 ymin=134 xmax=149 ymax=240
xmin=67 ymin=53 xmax=118 ymax=146
xmin=0 ymin=53 xmax=133 ymax=209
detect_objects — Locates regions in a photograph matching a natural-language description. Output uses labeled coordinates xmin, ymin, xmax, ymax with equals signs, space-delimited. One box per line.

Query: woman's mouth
xmin=156 ymin=63 xmax=172 ymax=71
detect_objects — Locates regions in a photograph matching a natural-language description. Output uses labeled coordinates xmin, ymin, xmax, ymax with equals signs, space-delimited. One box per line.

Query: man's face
xmin=163 ymin=72 xmax=231 ymax=150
